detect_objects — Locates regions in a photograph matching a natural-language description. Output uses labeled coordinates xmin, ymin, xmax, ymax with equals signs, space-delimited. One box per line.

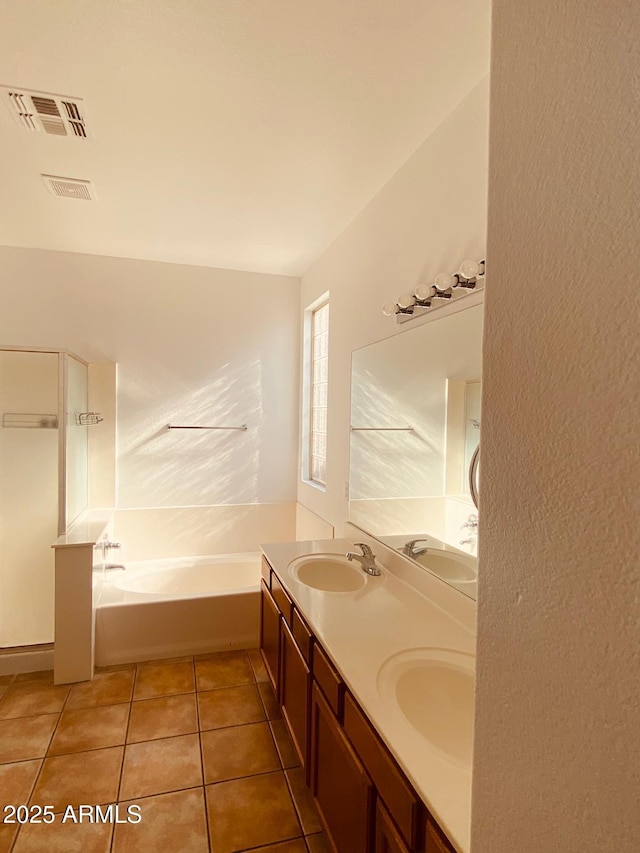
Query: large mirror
xmin=348 ymin=297 xmax=483 ymax=598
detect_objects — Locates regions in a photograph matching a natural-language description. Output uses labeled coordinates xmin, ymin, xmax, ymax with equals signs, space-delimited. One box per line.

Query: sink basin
xmin=414 ymin=549 xmax=476 ymax=583
xmin=288 ymin=554 xmax=367 ymax=592
xmin=377 ymin=648 xmax=475 ymax=768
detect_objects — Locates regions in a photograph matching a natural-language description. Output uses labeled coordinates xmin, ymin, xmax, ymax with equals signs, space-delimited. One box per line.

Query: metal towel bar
xmin=166 ymin=424 xmax=247 ymax=431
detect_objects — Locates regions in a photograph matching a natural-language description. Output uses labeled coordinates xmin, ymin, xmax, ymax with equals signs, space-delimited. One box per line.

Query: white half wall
xmin=473 ymin=2 xmax=640 ymax=851
xmin=297 ymin=78 xmax=489 ymax=531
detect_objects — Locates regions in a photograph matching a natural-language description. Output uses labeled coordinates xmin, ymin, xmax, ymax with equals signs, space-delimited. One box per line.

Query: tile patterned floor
xmin=0 ymin=650 xmax=330 ymax=853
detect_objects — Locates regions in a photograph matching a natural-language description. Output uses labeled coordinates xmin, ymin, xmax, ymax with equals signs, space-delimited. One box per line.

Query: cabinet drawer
xmin=344 ymin=693 xmax=422 ymax=850
xmin=270 ymin=570 xmax=293 ymax=627
xmin=313 ymin=643 xmax=344 ymax=719
xmin=292 ymin=608 xmax=313 ymax=665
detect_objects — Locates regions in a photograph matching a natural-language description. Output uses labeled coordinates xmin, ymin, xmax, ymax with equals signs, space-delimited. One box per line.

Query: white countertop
xmin=52 ymin=509 xmax=113 ymax=548
xmin=261 ymin=536 xmax=475 ymax=853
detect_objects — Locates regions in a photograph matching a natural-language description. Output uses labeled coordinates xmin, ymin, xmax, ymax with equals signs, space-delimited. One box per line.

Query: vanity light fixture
xmin=382 ymin=258 xmax=485 ymax=324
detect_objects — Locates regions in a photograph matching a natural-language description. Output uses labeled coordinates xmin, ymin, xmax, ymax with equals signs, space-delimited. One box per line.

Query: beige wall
xmin=297 ymin=78 xmax=490 ymax=531
xmin=0 ymin=248 xmax=300 ymax=554
xmin=472 ymin=2 xmax=640 ymax=851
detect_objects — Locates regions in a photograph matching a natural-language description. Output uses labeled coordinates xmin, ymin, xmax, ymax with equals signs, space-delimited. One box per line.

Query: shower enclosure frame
xmin=0 ymin=345 xmax=90 ymax=536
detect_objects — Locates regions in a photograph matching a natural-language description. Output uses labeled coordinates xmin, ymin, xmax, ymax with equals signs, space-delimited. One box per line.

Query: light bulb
xmin=382 ymin=302 xmax=398 ymax=317
xmin=397 ymin=293 xmax=415 ymax=310
xmin=459 ymin=259 xmax=480 ymax=280
xmin=434 ymin=272 xmax=455 ymax=291
xmin=414 ymin=283 xmax=435 ymax=301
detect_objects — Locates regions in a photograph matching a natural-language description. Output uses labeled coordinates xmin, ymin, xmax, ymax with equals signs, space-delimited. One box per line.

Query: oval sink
xmin=377 ymin=648 xmax=475 ymax=768
xmin=415 ymin=550 xmax=476 ymax=583
xmin=289 ymin=554 xmax=366 ymax=592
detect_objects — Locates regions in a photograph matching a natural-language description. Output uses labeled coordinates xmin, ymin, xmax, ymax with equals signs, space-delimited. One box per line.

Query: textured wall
xmin=472 ymin=2 xmax=640 ymax=850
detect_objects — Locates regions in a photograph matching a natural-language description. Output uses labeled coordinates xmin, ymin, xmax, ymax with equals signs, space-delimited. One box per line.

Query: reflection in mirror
xmin=348 ymin=299 xmax=483 ymax=598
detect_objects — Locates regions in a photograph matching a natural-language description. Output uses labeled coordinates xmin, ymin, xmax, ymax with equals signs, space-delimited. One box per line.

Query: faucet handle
xmin=103 ymin=541 xmax=121 ymax=550
xmin=354 ymin=542 xmax=374 ymax=557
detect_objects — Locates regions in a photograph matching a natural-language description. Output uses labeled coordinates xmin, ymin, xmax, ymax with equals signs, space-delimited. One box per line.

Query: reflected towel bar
xmin=167 ymin=424 xmax=247 ymax=431
xmin=350 ymin=427 xmax=415 ymax=432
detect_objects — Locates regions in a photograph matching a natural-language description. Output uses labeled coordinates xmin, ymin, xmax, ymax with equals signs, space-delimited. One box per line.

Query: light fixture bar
xmin=382 ymin=258 xmax=485 ymax=324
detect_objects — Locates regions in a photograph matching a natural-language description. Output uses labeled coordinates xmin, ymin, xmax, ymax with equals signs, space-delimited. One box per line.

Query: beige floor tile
xmin=197 ymin=684 xmax=265 ymax=730
xmin=30 ymin=746 xmax=123 ymax=811
xmin=252 ymin=840 xmax=308 ymax=852
xmin=133 ymin=661 xmax=194 ymax=700
xmin=137 ymin=655 xmax=193 ymax=666
xmin=0 ymin=714 xmax=58 ymax=763
xmin=270 ymin=720 xmax=300 ymax=769
xmin=248 ymin=648 xmax=270 ymax=682
xmin=94 ymin=662 xmax=137 ymax=674
xmin=0 ymin=687 xmax=6 ymax=701
xmin=195 ymin=651 xmax=254 ymax=691
xmin=0 ymin=683 xmax=69 ymax=720
xmin=306 ymin=833 xmax=331 ymax=853
xmin=127 ymin=693 xmax=198 ymax=743
xmin=285 ymin=767 xmax=322 ymax=835
xmin=258 ymin=680 xmax=282 ymax=720
xmin=66 ymin=671 xmax=134 ymax=710
xmin=0 ymin=760 xmax=42 ymax=851
xmin=48 ymin=703 xmax=129 ymax=756
xmin=113 ymin=788 xmax=208 ymax=853
xmin=119 ymin=733 xmax=202 ymax=800
xmin=0 ymin=674 xmax=14 ymax=686
xmin=206 ymin=771 xmax=301 ymax=853
xmin=13 ymin=670 xmax=54 ymax=685
xmin=13 ymin=819 xmax=112 ymax=852
xmin=201 ymin=721 xmax=280 ymax=783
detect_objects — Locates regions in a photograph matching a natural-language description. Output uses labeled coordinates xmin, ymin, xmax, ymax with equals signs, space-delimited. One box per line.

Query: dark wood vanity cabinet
xmin=311 ymin=683 xmax=375 ymax=853
xmin=259 ymin=580 xmax=280 ymax=695
xmin=375 ymin=801 xmax=411 ymax=853
xmin=280 ymin=618 xmax=311 ymax=772
xmin=259 ymin=559 xmax=457 ymax=853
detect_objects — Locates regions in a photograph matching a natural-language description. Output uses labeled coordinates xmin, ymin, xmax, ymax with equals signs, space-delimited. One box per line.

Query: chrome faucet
xmin=459 ymin=514 xmax=479 ymax=548
xmin=102 ymin=541 xmax=125 ymax=571
xmin=402 ymin=539 xmax=430 ymax=558
xmin=346 ymin=543 xmax=381 ymax=576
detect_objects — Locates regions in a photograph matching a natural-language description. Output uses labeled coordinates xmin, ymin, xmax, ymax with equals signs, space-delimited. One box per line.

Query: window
xmin=308 ymin=299 xmax=329 ymax=486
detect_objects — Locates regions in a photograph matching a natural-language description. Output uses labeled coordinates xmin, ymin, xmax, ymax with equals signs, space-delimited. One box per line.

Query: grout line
xmin=193 ymin=655 xmax=213 ymax=852
xmin=111 ymin=669 xmax=137 ymax=851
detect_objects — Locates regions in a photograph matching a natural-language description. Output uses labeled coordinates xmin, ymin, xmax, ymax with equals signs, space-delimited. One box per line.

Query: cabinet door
xmin=310 ymin=683 xmax=374 ymax=853
xmin=375 ymin=801 xmax=410 ymax=853
xmin=259 ymin=580 xmax=280 ymax=696
xmin=280 ymin=619 xmax=311 ymax=773
xmin=424 ymin=819 xmax=456 ymax=853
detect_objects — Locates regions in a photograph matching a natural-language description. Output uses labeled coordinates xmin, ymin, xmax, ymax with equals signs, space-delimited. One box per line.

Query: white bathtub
xmin=94 ymin=553 xmax=261 ymax=666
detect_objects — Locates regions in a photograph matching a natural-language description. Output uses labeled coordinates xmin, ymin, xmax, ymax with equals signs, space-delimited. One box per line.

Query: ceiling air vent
xmin=41 ymin=175 xmax=96 ymax=201
xmin=1 ymin=86 xmax=89 ymax=139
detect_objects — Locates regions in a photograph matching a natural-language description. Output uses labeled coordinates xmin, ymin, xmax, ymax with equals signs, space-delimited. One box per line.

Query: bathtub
xmin=94 ymin=553 xmax=261 ymax=666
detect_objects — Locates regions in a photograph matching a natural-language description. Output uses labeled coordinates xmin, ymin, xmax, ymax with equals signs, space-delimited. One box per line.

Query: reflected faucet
xmin=346 ymin=543 xmax=381 ymax=576
xmin=402 ymin=539 xmax=430 ymax=558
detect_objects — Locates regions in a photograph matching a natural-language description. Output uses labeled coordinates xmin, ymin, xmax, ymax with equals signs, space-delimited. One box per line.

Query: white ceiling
xmin=0 ymin=1 xmax=490 ymax=276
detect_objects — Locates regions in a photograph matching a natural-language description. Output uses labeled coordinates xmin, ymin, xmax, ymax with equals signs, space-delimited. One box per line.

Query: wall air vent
xmin=1 ymin=86 xmax=89 ymax=139
xmin=41 ymin=175 xmax=96 ymax=201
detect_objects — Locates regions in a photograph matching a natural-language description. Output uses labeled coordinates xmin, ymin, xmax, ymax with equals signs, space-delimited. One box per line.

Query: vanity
xmin=259 ymin=535 xmax=475 ymax=853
